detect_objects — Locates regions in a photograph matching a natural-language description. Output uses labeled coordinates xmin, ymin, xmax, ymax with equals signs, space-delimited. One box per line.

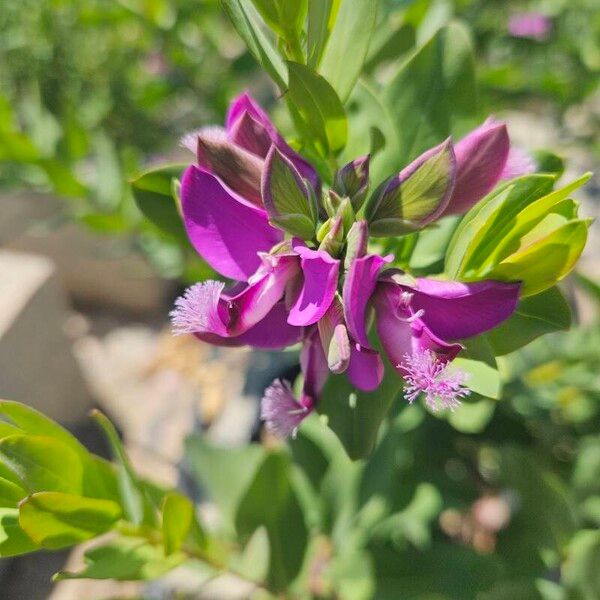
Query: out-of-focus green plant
xmin=0 ymin=0 xmax=258 ymax=277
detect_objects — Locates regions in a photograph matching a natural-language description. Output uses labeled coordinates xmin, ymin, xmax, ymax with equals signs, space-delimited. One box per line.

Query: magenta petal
xmin=181 ymin=166 xmax=282 ymax=281
xmin=226 ymin=92 xmax=319 ymax=189
xmin=409 ymin=278 xmax=521 ymax=341
xmin=227 ymin=254 xmax=300 ymax=335
xmin=228 ymin=110 xmax=273 ymax=158
xmin=288 ymin=246 xmax=340 ymax=327
xmin=343 ymin=254 xmax=392 ymax=347
xmin=301 ymin=328 xmax=329 ymax=403
xmin=409 ymin=320 xmax=462 ymax=363
xmin=347 ymin=343 xmax=384 ymax=392
xmin=194 ymin=302 xmax=302 ymax=349
xmin=443 ymin=119 xmax=510 ymax=216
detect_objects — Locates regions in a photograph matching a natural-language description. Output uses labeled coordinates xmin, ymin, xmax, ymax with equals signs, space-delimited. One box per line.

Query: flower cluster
xmin=171 ymin=93 xmax=530 ymax=438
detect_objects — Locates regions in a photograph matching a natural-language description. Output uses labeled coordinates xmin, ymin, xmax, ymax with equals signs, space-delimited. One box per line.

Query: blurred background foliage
xmin=1 ymin=1 xmax=600 ymax=597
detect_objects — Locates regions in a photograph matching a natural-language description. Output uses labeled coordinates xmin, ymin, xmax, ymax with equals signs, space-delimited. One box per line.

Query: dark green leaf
xmin=286 ymin=61 xmax=347 ymax=156
xmin=130 ymin=164 xmax=187 ymax=241
xmin=382 ymin=21 xmax=477 ymax=168
xmin=235 ymin=452 xmax=308 ymax=591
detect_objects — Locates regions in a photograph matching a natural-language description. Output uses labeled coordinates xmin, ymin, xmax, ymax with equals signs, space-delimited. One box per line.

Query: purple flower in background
xmin=508 ymin=13 xmax=553 ymax=41
xmin=172 ymin=93 xmax=525 ymax=437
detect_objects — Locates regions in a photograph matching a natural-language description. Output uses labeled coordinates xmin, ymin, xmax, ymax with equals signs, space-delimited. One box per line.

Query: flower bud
xmin=262 ymin=145 xmax=318 ymax=240
xmin=334 ymin=155 xmax=370 ymax=211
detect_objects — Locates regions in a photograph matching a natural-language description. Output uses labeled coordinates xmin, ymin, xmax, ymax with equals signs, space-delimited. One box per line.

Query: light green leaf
xmin=19 ymin=492 xmax=122 ymax=549
xmin=445 ymin=175 xmax=556 ymax=279
xmin=563 ymin=530 xmax=600 ymax=600
xmin=222 ymin=0 xmax=288 ymax=88
xmin=252 ymin=0 xmax=307 ymax=41
xmin=383 ymin=21 xmax=477 ymax=168
xmin=130 ymin=164 xmax=187 ymax=241
xmin=162 ymin=492 xmax=195 ymax=556
xmin=55 ymin=536 xmax=185 ymax=581
xmin=319 ymin=0 xmax=378 ymax=102
xmin=487 ymin=287 xmax=571 ymax=356
xmin=0 ymin=508 xmax=38 ymax=557
xmin=286 ymin=61 xmax=347 ymax=156
xmin=0 ymin=435 xmax=83 ymax=495
xmin=448 ymin=398 xmax=496 ymax=434
xmin=235 ymin=452 xmax=308 ymax=591
xmin=307 ymin=0 xmax=339 ymax=68
xmin=0 ymin=476 xmax=26 ymax=508
xmin=489 ymin=219 xmax=590 ymax=297
xmin=91 ymin=411 xmax=149 ymax=527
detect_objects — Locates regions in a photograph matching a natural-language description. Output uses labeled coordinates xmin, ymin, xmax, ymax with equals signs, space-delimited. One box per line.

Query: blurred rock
xmin=5 ymin=216 xmax=176 ymax=316
xmin=0 ymin=250 xmax=93 ymax=423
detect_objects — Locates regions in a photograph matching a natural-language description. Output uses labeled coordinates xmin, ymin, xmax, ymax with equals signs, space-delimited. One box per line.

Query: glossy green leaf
xmin=445 ymin=175 xmax=556 ymax=279
xmin=19 ymin=492 xmax=122 ymax=549
xmin=453 ymin=336 xmax=501 ymax=400
xmin=319 ymin=0 xmax=377 ymax=102
xmin=487 ymin=287 xmax=571 ymax=356
xmin=130 ymin=164 xmax=187 ymax=241
xmin=235 ymin=452 xmax=308 ymax=591
xmin=55 ymin=536 xmax=185 ymax=581
xmin=489 ymin=219 xmax=590 ymax=296
xmin=0 ymin=508 xmax=38 ymax=557
xmin=383 ymin=22 xmax=477 ymax=168
xmin=0 ymin=435 xmax=83 ymax=494
xmin=0 ymin=476 xmax=26 ymax=508
xmin=162 ymin=492 xmax=195 ymax=555
xmin=318 ymin=354 xmax=403 ymax=460
xmin=286 ymin=61 xmax=347 ymax=156
xmin=222 ymin=0 xmax=288 ymax=88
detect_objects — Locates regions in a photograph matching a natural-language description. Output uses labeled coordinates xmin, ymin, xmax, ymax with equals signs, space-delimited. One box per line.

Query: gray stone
xmin=0 ymin=250 xmax=93 ymax=423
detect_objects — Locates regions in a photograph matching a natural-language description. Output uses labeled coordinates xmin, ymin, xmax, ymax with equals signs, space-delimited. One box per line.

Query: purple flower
xmin=441 ymin=118 xmax=535 ymax=216
xmin=171 ymin=93 xmax=527 ymax=436
xmin=508 ymin=13 xmax=552 ymax=41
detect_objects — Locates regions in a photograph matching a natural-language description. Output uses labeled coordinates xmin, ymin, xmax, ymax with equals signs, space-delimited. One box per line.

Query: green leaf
xmin=235 ymin=452 xmax=308 ymax=591
xmin=0 ymin=476 xmax=26 ymax=508
xmin=19 ymin=492 xmax=122 ymax=549
xmin=162 ymin=492 xmax=196 ymax=556
xmin=130 ymin=164 xmax=187 ymax=241
xmin=409 ymin=215 xmax=461 ymax=273
xmin=251 ymin=0 xmax=307 ymax=41
xmin=487 ymin=287 xmax=571 ymax=356
xmin=563 ymin=530 xmax=600 ymax=599
xmin=383 ymin=21 xmax=477 ymax=168
xmin=318 ymin=353 xmax=403 ymax=460
xmin=447 ymin=398 xmax=496 ymax=434
xmin=286 ymin=61 xmax=348 ymax=156
xmin=366 ymin=139 xmax=455 ymax=236
xmin=489 ymin=219 xmax=590 ymax=297
xmin=0 ymin=435 xmax=83 ymax=494
xmin=91 ymin=411 xmax=149 ymax=527
xmin=445 ymin=175 xmax=556 ymax=279
xmin=319 ymin=0 xmax=378 ymax=102
xmin=306 ymin=0 xmax=339 ymax=68
xmin=55 ymin=536 xmax=185 ymax=581
xmin=0 ymin=508 xmax=38 ymax=557
xmin=0 ymin=401 xmax=116 ymax=501
xmin=222 ymin=0 xmax=288 ymax=88
xmin=184 ymin=435 xmax=264 ymax=532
